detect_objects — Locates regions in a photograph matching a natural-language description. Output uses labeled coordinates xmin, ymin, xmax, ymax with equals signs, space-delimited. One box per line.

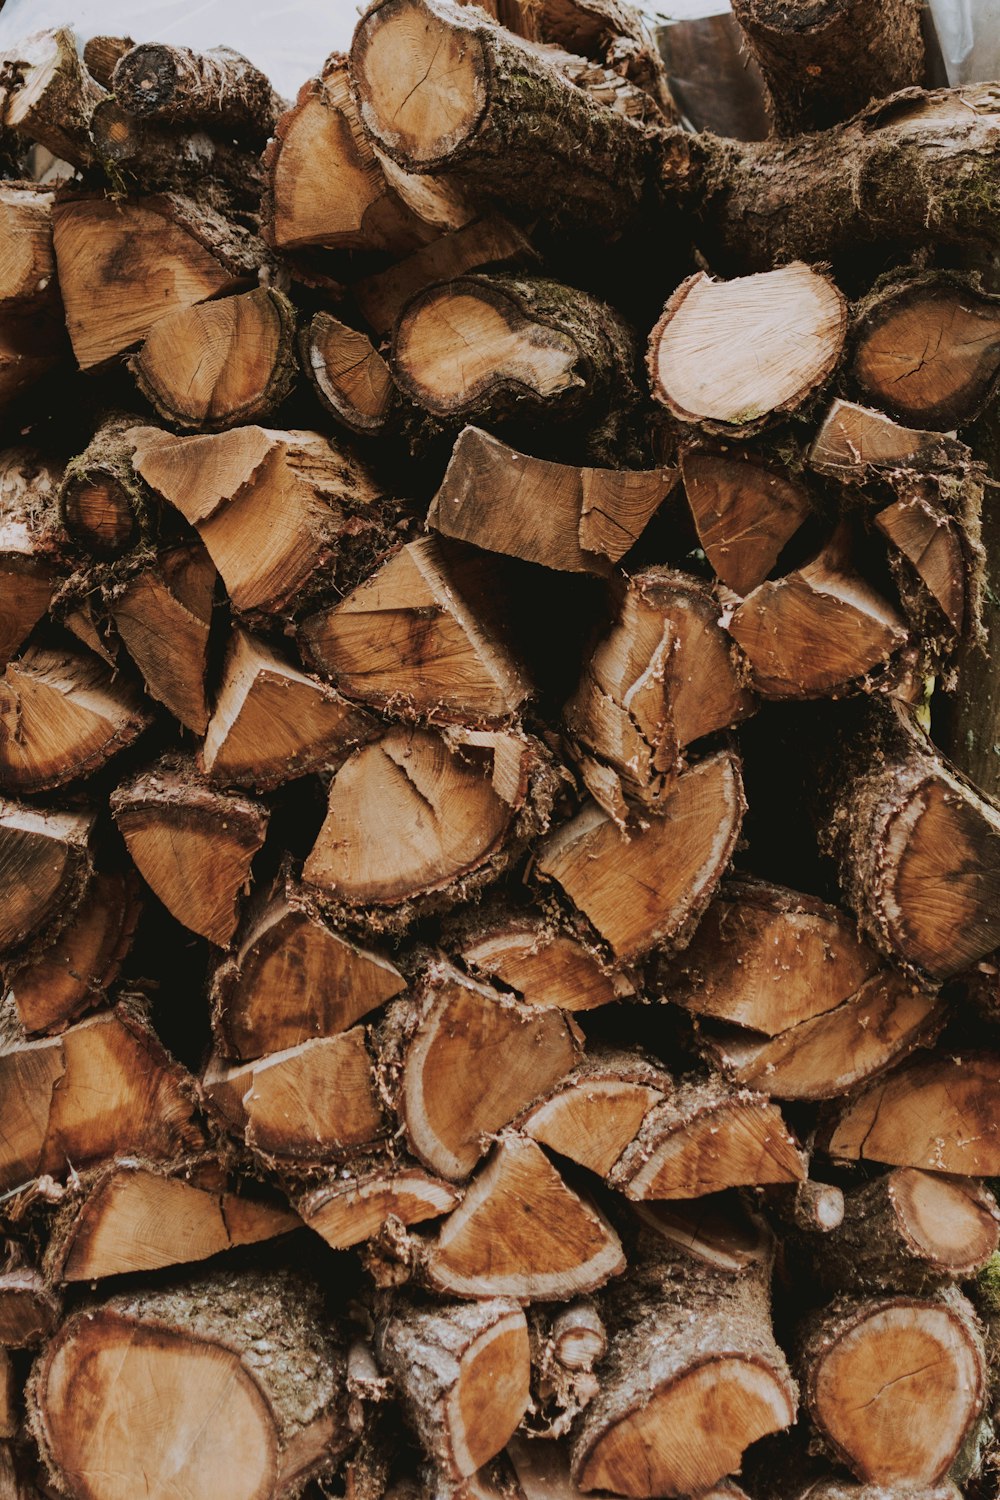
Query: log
xmin=0 ymin=1351 xmax=15 ymax=1440
xmin=81 ymin=35 xmax=133 ymax=89
xmin=0 ymin=802 xmax=93 ymax=958
xmin=202 ymin=629 xmax=378 ymax=790
xmin=0 ymin=447 xmax=66 ymax=667
xmin=111 ymin=43 xmax=281 ymax=140
xmin=59 ymin=415 xmax=157 ymax=557
xmin=817 ymin=700 xmax=1000 ymax=978
xmin=526 ymin=1298 xmax=605 ymax=1440
xmin=681 ymin=85 xmax=1000 ymax=273
xmin=130 ymin=288 xmax=298 ymax=432
xmin=129 ymin=424 xmax=392 ymax=622
xmin=730 ymin=0 xmax=925 ymax=135
xmin=299 ymin=535 xmax=532 ymax=726
xmin=109 ymin=538 xmax=217 ymax=733
xmin=376 ymin=1299 xmax=530 ymax=1480
xmin=303 ymin=725 xmax=558 ymax=932
xmin=0 ymin=1000 xmax=203 ymax=1194
xmin=535 ymin=749 xmax=744 ymax=961
xmin=0 ymin=644 xmax=152 ymax=793
xmin=452 ymin=905 xmax=633 ymax=1011
xmin=43 ymin=1154 xmax=300 ymax=1283
xmin=111 ymin=758 xmax=269 ymax=945
xmin=809 ymin=1169 xmax=1000 ymax=1295
xmin=391 ymin=274 xmax=638 ymax=459
xmin=517 ymin=1050 xmax=668 ymax=1175
xmin=874 ymin=492 xmax=970 ymax=653
xmin=261 ymin=59 xmax=445 ymax=255
xmin=699 ymin=971 xmax=943 ymax=1102
xmin=203 ymin=1028 xmax=386 ymax=1170
xmin=572 ymin=1230 xmax=796 ymax=1497
xmin=89 ymin=99 xmax=265 ymax=213
xmin=0 ymin=28 xmax=104 ymax=167
xmin=298 ymin=1160 xmax=461 ymax=1250
xmin=647 ymin=264 xmax=846 ymax=436
xmin=5 ymin=868 xmax=139 ymax=1035
xmin=52 ymin=194 xmax=265 ymax=371
xmin=660 ymin=880 xmax=880 ymax=1035
xmin=350 ymin=0 xmax=664 ymax=236
xmin=801 ymin=1291 xmax=985 ymax=1484
xmin=631 ymin=1191 xmax=775 ymax=1274
xmin=29 ymin=1269 xmax=348 ymax=1500
xmin=427 ymin=425 xmax=674 ymax=574
xmin=382 ymin=960 xmax=580 ymax=1180
xmin=607 ymin=1075 xmax=805 ymax=1198
xmin=850 ymin=274 xmax=1000 ymax=430
xmin=0 ymin=1265 xmax=59 ymax=1348
xmin=211 ymin=871 xmax=405 ymax=1062
xmin=423 ymin=1135 xmax=625 ymax=1299
xmin=355 ymin=216 xmax=537 ymax=337
xmin=825 ymin=1051 xmax=1000 ymax=1175
xmin=565 ymin=568 xmax=755 ymax=809
xmin=679 ymin=445 xmax=813 ymax=596
xmin=301 ymin=313 xmax=400 ymax=437
xmin=809 ymin=399 xmax=971 ymax=481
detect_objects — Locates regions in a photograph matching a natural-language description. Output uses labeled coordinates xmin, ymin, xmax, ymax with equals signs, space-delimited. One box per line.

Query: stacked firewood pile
xmin=2 ymin=1 xmax=1000 ymax=1497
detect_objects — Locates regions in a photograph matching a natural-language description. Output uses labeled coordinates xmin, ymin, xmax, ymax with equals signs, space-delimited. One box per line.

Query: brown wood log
xmin=535 ymin=749 xmax=744 ymax=961
xmin=726 ymin=534 xmax=910 ymax=698
xmin=660 ymin=880 xmax=880 ymax=1035
xmin=300 ymin=536 xmax=532 ymax=726
xmin=607 ymin=1075 xmax=805 ymax=1198
xmin=355 ymin=216 xmax=537 ymax=337
xmin=875 ymin=490 xmax=970 ymax=658
xmin=301 ymin=313 xmax=400 ymax=437
xmin=111 ymin=758 xmax=269 ymax=945
xmin=0 ymin=643 xmax=152 ymax=793
xmin=261 ymin=58 xmax=450 ymax=256
xmin=648 ymin=264 xmax=846 ymax=437
xmin=0 ymin=1265 xmax=59 ymax=1348
xmin=203 ymin=1029 xmax=386 ymax=1171
xmin=679 ymin=444 xmax=813 ymax=596
xmin=825 ymin=1051 xmax=1000 ymax=1176
xmin=850 ymin=274 xmax=1000 ymax=431
xmin=81 ymin=35 xmax=133 ymax=89
xmin=571 ymin=1229 xmax=796 ymax=1497
xmin=43 ymin=1154 xmax=299 ymax=1283
xmin=452 ymin=904 xmax=634 ymax=1011
xmin=0 ymin=448 xmax=67 ymax=667
xmin=730 ymin=0 xmax=925 ymax=135
xmin=428 ymin=426 xmax=674 ymax=575
xmin=0 ymin=28 xmax=104 ymax=167
xmin=809 ymin=400 xmax=971 ymax=481
xmin=818 ymin=700 xmax=1000 ymax=978
xmin=111 ymin=43 xmax=281 ymax=141
xmin=699 ymin=971 xmax=943 ymax=1102
xmin=109 ymin=538 xmax=216 ymax=733
xmin=59 ymin=415 xmax=157 ymax=557
xmin=5 ymin=867 xmax=139 ymax=1035
xmin=211 ymin=871 xmax=405 ymax=1062
xmin=629 ymin=1190 xmax=775 ymax=1276
xmin=0 ymin=1351 xmax=16 ymax=1440
xmin=351 ymin=0 xmax=665 ymax=236
xmin=801 ymin=1291 xmax=985 ymax=1484
xmin=808 ymin=1169 xmax=1000 ymax=1296
xmin=130 ymin=288 xmax=298 ymax=432
xmin=679 ymin=85 xmax=1000 ymax=273
xmin=298 ymin=1159 xmax=461 ymax=1250
xmin=0 ymin=999 xmax=203 ymax=1194
xmin=52 ymin=194 xmax=266 ymax=371
xmin=517 ymin=1050 xmax=668 ymax=1176
xmin=391 ymin=274 xmax=638 ymax=460
xmin=29 ymin=1268 xmax=348 ymax=1500
xmin=376 ymin=1299 xmax=530 ymax=1481
xmin=0 ymin=802 xmax=93 ymax=958
xmin=129 ymin=424 xmax=393 ymax=623
xmin=423 ymin=1135 xmax=625 ymax=1300
xmin=202 ymin=629 xmax=378 ymax=791
xmin=0 ymin=186 xmax=67 ymax=405
xmin=525 ymin=1298 xmax=607 ymax=1438
xmin=382 ymin=960 xmax=581 ymax=1180
xmin=565 ymin=568 xmax=755 ymax=811
xmin=303 ymin=725 xmax=559 ymax=933
xmin=89 ymin=98 xmax=265 ymax=214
